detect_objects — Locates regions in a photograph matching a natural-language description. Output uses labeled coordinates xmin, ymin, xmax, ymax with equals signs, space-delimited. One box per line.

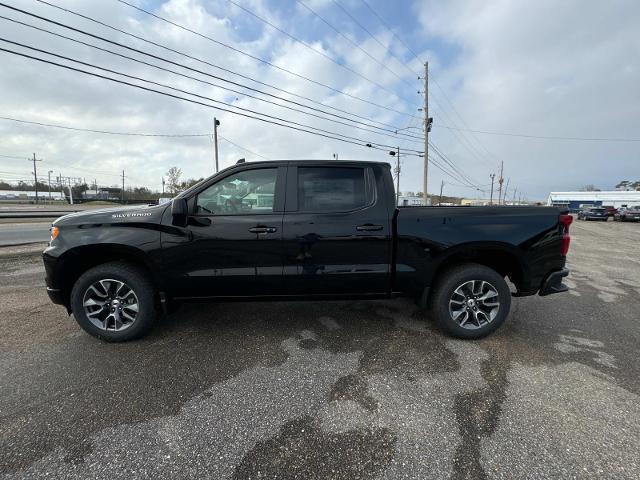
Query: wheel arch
xmin=54 ymin=244 xmax=158 ymax=311
xmin=422 ymin=242 xmax=526 ymax=307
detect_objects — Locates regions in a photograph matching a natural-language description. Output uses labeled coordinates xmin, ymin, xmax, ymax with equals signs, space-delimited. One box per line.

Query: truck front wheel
xmin=70 ymin=261 xmax=157 ymax=342
xmin=429 ymin=263 xmax=511 ymax=339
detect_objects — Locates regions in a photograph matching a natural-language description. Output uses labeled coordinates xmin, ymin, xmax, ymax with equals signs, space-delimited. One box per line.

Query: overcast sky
xmin=0 ymin=0 xmax=638 ymax=200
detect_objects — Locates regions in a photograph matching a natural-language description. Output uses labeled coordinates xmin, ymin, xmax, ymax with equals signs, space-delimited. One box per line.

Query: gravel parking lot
xmin=1 ymin=219 xmax=639 ymax=479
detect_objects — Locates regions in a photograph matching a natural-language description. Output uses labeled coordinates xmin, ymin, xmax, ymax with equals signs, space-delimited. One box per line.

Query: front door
xmin=162 ymin=165 xmax=285 ymax=299
xmin=281 ymin=165 xmax=392 ymax=295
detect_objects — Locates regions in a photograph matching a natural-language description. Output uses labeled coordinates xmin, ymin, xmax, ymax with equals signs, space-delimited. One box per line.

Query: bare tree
xmin=581 ymin=184 xmax=600 ymax=192
xmin=166 ymin=167 xmax=183 ymax=195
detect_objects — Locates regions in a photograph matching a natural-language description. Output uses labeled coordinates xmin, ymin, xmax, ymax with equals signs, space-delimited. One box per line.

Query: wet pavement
xmin=0 ymin=220 xmax=639 ymax=479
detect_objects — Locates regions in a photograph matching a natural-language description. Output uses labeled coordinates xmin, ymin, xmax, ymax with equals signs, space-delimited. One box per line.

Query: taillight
xmin=559 ymin=214 xmax=572 ymax=256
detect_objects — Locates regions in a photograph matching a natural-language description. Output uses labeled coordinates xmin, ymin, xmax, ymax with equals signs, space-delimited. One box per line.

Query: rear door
xmin=281 ymin=164 xmax=392 ymax=295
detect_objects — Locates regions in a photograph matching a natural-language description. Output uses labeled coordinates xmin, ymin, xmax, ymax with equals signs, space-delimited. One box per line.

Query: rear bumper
xmin=539 ymin=268 xmax=570 ymax=296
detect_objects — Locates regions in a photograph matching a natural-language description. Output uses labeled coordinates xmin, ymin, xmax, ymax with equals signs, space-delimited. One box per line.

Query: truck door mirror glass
xmin=171 ymin=198 xmax=189 ymax=226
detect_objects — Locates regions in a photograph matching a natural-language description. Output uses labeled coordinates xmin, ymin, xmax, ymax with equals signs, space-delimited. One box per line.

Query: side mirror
xmin=171 ymin=198 xmax=189 ymax=226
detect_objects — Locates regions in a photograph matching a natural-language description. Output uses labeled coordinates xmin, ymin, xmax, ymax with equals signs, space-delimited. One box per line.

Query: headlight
xmin=50 ymin=226 xmax=59 ymax=242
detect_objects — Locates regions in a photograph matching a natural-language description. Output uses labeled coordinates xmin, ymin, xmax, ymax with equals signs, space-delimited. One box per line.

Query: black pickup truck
xmin=43 ymin=160 xmax=572 ymax=341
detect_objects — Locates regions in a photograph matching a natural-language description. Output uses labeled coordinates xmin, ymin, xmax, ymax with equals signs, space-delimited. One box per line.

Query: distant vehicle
xmin=603 ymin=206 xmax=618 ymax=217
xmin=578 ymin=207 xmax=609 ymax=221
xmin=613 ymin=206 xmax=640 ymax=222
xmin=43 ymin=160 xmax=572 ymax=342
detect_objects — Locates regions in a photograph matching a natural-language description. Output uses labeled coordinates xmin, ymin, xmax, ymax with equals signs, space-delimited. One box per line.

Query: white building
xmin=397 ymin=195 xmax=428 ymax=206
xmin=0 ymin=190 xmax=65 ymax=201
xmin=547 ymin=191 xmax=640 ymax=210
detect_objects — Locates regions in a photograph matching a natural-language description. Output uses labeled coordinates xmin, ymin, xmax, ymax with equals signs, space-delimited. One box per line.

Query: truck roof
xmin=229 ymin=159 xmax=391 ymax=168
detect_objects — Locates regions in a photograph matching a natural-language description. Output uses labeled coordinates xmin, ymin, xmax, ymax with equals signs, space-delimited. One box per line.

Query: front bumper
xmin=539 ymin=268 xmax=570 ymax=296
xmin=46 ymin=287 xmax=65 ymax=305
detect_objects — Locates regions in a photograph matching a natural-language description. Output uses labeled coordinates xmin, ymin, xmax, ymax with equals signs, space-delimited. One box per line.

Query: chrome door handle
xmin=249 ymin=226 xmax=277 ymax=233
xmin=356 ymin=224 xmax=383 ymax=231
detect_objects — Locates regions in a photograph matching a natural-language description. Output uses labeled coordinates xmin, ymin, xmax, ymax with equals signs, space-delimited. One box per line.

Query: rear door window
xmin=297 ymin=167 xmax=368 ymax=212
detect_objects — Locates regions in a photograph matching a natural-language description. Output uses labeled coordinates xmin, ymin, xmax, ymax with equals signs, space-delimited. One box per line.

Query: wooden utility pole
xmin=497 ymin=161 xmax=504 ymax=205
xmin=30 ymin=153 xmax=43 ymax=204
xmin=47 ymin=170 xmax=53 ymax=201
xmin=438 ymin=180 xmax=444 ymax=205
xmin=396 ymin=147 xmax=400 ymax=206
xmin=213 ymin=117 xmax=220 ymax=173
xmin=503 ymin=178 xmax=510 ymax=205
xmin=121 ymin=170 xmax=125 ymax=202
xmin=489 ymin=173 xmax=496 ymax=205
xmin=423 ymin=62 xmax=429 ymax=204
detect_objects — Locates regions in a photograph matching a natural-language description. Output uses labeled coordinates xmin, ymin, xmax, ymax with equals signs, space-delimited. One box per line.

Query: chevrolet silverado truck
xmin=43 ymin=160 xmax=572 ymax=341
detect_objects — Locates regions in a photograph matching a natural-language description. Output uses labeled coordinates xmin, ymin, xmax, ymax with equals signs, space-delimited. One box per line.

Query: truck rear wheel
xmin=429 ymin=263 xmax=511 ymax=339
xmin=70 ymin=261 xmax=157 ymax=342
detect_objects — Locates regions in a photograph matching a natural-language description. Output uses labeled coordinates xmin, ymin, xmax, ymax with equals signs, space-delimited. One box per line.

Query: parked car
xmin=578 ymin=207 xmax=609 ymax=221
xmin=43 ymin=160 xmax=572 ymax=341
xmin=614 ymin=206 xmax=640 ymax=222
xmin=603 ymin=206 xmax=618 ymax=217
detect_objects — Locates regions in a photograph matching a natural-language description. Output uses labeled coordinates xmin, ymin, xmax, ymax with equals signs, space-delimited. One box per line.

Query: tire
xmin=70 ymin=261 xmax=157 ymax=342
xmin=429 ymin=263 xmax=512 ymax=339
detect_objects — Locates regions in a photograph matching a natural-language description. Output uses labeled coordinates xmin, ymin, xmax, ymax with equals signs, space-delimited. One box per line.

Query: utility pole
xmin=390 ymin=148 xmax=400 ymax=205
xmin=438 ymin=180 xmax=444 ymax=205
xmin=502 ymin=178 xmax=510 ymax=205
xmin=30 ymin=153 xmax=43 ymax=204
xmin=213 ymin=117 xmax=220 ymax=173
xmin=422 ymin=62 xmax=429 ymax=204
xmin=121 ymin=170 xmax=126 ymax=202
xmin=489 ymin=173 xmax=496 ymax=205
xmin=47 ymin=170 xmax=53 ymax=201
xmin=497 ymin=161 xmax=504 ymax=206
xmin=162 ymin=177 xmax=165 ymax=195
xmin=396 ymin=147 xmax=400 ymax=205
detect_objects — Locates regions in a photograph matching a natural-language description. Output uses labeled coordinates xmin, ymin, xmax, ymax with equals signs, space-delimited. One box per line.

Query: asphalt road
xmin=0 ymin=222 xmax=50 ymax=246
xmin=0 ymin=220 xmax=639 ymax=479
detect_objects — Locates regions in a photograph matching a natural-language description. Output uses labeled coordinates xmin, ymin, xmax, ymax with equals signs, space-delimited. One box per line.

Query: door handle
xmin=249 ymin=226 xmax=278 ymax=233
xmin=356 ymin=224 xmax=383 ymax=232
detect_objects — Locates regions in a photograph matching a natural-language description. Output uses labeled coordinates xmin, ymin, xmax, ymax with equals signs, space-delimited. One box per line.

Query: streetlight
xmin=389 ymin=148 xmax=400 ymax=205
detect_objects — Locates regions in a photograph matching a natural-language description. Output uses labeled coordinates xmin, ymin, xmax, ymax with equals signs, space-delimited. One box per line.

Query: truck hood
xmin=52 ymin=203 xmax=168 ymax=227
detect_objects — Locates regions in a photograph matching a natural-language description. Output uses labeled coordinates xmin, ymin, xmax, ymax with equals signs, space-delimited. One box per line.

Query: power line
xmin=4 ymin=5 xmax=424 ymax=142
xmin=31 ymin=1 xmax=411 ymax=133
xmin=226 ymin=0 xmax=419 ymax=107
xmin=219 ymin=136 xmax=270 ymax=160
xmin=0 ymin=38 xmax=424 ymax=153
xmin=0 ymin=117 xmax=269 ymax=161
xmin=295 ymin=0 xmax=414 ymax=88
xmin=429 ymin=142 xmax=483 ymax=189
xmin=0 ymin=46 xmax=424 ymax=156
xmin=331 ymin=0 xmax=421 ymax=78
xmin=356 ymin=0 xmax=500 ymax=168
xmin=109 ymin=0 xmax=422 ymax=120
xmin=360 ymin=0 xmax=424 ymax=63
xmin=0 ymin=115 xmax=210 ymax=137
xmin=436 ymin=125 xmax=640 ymax=142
